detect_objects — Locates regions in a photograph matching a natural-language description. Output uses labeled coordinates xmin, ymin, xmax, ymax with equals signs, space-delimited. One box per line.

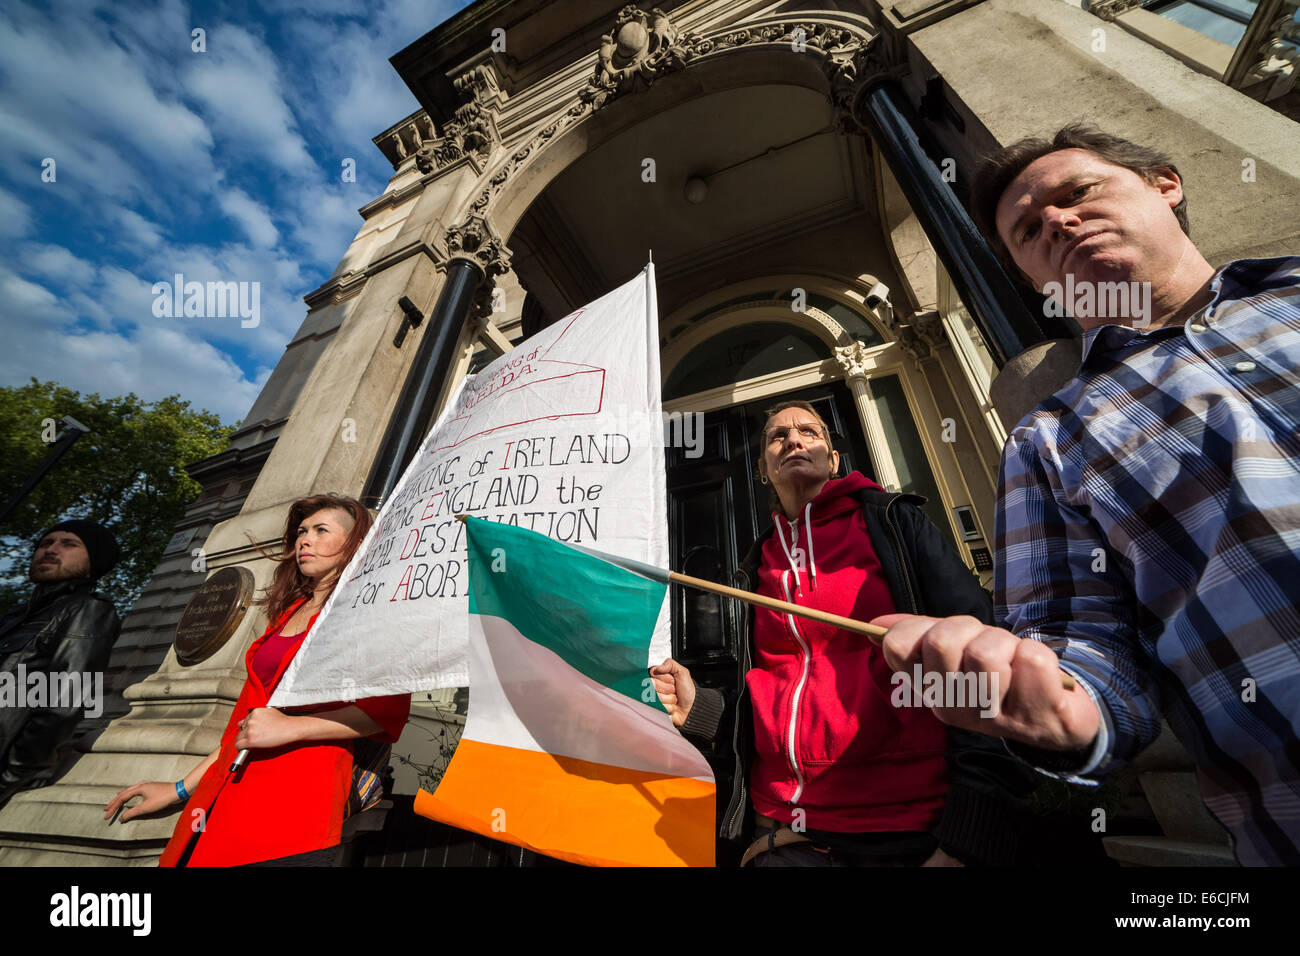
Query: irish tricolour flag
xmin=413 ymin=516 xmax=716 ymax=866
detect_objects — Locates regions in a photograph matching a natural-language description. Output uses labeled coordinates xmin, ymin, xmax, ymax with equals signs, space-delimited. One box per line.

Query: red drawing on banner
xmin=434 ymin=308 xmax=606 ymax=450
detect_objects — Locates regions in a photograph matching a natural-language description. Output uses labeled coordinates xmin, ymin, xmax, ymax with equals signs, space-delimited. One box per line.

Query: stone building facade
xmin=1 ymin=0 xmax=1296 ymax=866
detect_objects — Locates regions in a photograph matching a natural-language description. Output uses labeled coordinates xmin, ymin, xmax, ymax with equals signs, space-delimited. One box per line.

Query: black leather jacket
xmin=680 ymin=486 xmax=1037 ymax=864
xmin=0 ymin=578 xmax=121 ymax=805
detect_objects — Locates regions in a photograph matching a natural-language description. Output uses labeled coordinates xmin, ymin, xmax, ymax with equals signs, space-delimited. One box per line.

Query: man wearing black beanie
xmin=0 ymin=519 xmax=122 ymax=808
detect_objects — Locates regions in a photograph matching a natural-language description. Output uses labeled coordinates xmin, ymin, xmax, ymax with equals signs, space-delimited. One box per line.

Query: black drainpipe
xmin=855 ymin=81 xmax=1071 ymax=366
xmin=361 ymin=257 xmax=485 ymax=508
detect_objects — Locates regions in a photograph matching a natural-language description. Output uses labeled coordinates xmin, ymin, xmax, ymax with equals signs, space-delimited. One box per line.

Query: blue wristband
xmin=175 ymin=779 xmax=190 ymax=802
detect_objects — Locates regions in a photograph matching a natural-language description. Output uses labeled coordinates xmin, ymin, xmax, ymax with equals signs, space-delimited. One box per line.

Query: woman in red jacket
xmin=105 ymin=494 xmax=410 ymax=866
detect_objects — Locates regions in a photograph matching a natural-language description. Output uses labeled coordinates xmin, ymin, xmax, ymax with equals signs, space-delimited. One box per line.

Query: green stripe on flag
xmin=463 ymin=517 xmax=668 ymax=710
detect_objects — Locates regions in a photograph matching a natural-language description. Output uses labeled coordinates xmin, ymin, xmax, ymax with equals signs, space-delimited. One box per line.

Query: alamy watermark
xmin=152 ymin=272 xmax=260 ymax=328
xmin=890 ymin=665 xmax=1000 ymax=718
xmin=1042 ymin=275 xmax=1152 ymax=328
xmin=0 ymin=666 xmax=103 ymax=718
xmin=605 ymin=405 xmax=704 ymax=459
xmin=49 ymin=886 xmax=150 ymax=936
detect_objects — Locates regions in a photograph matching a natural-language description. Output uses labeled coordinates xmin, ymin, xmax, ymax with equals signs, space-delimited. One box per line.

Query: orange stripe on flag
xmin=413 ymin=738 xmax=715 ymax=867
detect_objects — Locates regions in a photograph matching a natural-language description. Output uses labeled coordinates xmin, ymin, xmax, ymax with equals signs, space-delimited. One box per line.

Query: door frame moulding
xmin=661 ymin=273 xmax=895 ymax=353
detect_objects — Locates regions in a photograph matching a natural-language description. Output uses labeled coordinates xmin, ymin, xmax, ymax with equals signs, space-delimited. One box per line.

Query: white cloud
xmin=218 ymin=188 xmax=280 ymax=247
xmin=0 ymin=269 xmax=61 ymax=317
xmin=0 ymin=6 xmax=216 ymax=193
xmin=0 ymin=0 xmax=480 ymax=426
xmin=0 ymin=105 xmax=149 ymax=202
xmin=52 ymin=325 xmax=261 ymax=422
xmin=136 ymin=239 xmax=310 ymax=358
xmin=113 ymin=206 xmax=166 ymax=250
xmin=0 ymin=186 xmax=33 ymax=238
xmin=328 ymin=41 xmax=422 ymax=159
xmin=183 ymin=23 xmax=316 ymax=175
xmin=66 ymin=290 xmax=112 ymax=326
xmin=287 ymin=185 xmax=361 ymax=266
xmin=0 ymin=267 xmax=262 ymax=423
xmin=260 ymin=0 xmax=368 ymax=15
xmin=97 ymin=265 xmax=157 ymax=327
xmin=277 ymin=4 xmax=458 ymax=171
xmin=20 ymin=242 xmax=97 ymax=287
xmin=382 ymin=0 xmax=468 ymax=45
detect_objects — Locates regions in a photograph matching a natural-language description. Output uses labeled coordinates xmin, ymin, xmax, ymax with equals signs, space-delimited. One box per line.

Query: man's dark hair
xmin=970 ymin=123 xmax=1190 ymax=280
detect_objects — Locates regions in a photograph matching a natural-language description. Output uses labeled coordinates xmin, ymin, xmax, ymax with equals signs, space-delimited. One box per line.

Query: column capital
xmin=444 ymin=213 xmax=511 ymax=279
xmin=834 ymin=340 xmax=876 ymax=381
xmin=894 ymin=310 xmax=948 ymax=368
xmin=828 ymin=34 xmax=908 ymax=135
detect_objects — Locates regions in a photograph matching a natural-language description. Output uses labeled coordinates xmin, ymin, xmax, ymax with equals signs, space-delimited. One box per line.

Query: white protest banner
xmin=269 ymin=264 xmax=667 ymax=706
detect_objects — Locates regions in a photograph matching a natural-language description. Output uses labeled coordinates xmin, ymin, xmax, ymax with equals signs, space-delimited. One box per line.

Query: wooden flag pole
xmin=454 ymin=515 xmax=1075 ymax=691
xmin=668 ymin=569 xmax=887 ymax=641
xmin=664 ymin=569 xmax=1074 ymax=691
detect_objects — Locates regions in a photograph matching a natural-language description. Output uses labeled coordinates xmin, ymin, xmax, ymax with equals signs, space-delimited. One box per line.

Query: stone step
xmin=1103 ymin=836 xmax=1237 ymax=866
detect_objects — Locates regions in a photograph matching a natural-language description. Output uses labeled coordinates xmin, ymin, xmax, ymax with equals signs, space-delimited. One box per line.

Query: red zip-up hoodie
xmin=748 ymin=472 xmax=949 ymax=832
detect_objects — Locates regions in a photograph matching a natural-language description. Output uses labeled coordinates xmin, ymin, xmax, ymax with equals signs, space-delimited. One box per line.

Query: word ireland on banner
xmin=414 ymin=517 xmax=715 ymax=867
xmin=270 ymin=265 xmax=669 ymax=706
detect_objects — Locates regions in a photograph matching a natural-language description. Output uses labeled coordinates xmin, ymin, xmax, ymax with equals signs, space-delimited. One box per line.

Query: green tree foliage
xmin=0 ymin=380 xmax=235 ymax=615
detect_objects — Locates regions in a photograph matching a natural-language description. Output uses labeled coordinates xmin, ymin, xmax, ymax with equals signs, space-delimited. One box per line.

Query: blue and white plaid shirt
xmin=994 ymin=257 xmax=1300 ymax=866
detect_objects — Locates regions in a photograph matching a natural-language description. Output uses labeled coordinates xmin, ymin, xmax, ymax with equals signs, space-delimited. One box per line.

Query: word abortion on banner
xmin=270 ymin=265 xmax=669 ymax=706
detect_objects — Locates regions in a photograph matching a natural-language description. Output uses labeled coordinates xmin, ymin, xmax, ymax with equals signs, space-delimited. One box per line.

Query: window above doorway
xmin=663 ymin=321 xmax=830 ymax=401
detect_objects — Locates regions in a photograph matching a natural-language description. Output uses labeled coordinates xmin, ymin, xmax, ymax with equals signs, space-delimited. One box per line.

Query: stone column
xmin=834 ymin=342 xmax=902 ymax=493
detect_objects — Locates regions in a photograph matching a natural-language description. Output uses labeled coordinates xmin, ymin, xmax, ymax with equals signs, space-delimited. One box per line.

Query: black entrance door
xmin=664 ymin=379 xmax=873 ymax=850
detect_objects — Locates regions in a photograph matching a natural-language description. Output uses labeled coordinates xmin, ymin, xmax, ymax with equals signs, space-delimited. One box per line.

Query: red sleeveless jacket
xmin=158 ymin=600 xmax=409 ymax=866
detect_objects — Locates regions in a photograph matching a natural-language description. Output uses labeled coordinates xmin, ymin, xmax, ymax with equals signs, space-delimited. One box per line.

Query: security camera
xmin=865 ymin=282 xmax=891 ymax=309
xmin=398 ymin=296 xmax=423 ymax=325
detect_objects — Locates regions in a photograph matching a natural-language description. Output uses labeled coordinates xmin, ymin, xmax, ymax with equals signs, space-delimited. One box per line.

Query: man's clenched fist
xmin=649 ymin=658 xmax=696 ymax=728
xmin=872 ymin=613 xmax=1101 ymax=752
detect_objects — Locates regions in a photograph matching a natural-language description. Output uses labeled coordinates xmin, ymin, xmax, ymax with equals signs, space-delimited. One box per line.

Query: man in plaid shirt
xmin=872 ymin=125 xmax=1300 ymax=865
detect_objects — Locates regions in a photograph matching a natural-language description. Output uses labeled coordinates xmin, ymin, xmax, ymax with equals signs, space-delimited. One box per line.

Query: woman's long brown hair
xmin=256 ymin=494 xmax=373 ymax=627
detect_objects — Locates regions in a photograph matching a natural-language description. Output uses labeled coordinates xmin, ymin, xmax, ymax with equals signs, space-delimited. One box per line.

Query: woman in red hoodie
xmin=105 ymin=494 xmax=410 ymax=866
xmin=651 ymin=401 xmax=1033 ymax=866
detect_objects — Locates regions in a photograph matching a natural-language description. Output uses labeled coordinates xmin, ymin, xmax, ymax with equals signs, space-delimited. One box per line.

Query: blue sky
xmin=0 ymin=0 xmax=475 ymax=425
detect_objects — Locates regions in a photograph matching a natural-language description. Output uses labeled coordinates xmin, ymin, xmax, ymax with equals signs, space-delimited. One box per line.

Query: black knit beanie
xmin=42 ymin=519 xmax=121 ymax=580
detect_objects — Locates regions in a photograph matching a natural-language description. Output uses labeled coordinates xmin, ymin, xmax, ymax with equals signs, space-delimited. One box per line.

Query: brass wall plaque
xmin=174 ymin=566 xmax=256 ymax=666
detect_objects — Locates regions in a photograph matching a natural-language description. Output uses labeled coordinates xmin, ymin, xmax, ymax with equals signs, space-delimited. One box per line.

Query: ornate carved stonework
xmin=468 ymin=280 xmax=497 ymax=326
xmin=467 ymin=101 xmax=592 ymax=215
xmin=414 ymin=142 xmax=438 ymax=174
xmin=374 ymin=113 xmax=437 ymax=169
xmin=396 ymin=64 xmax=506 ymax=175
xmin=895 ymin=312 xmax=947 ymax=367
xmin=914 ymin=311 xmax=946 ymax=346
xmin=582 ymin=6 xmax=692 ymax=109
xmin=579 ymin=10 xmax=897 ymax=121
xmin=455 ymin=63 xmax=506 ymax=109
xmin=896 ymin=325 xmax=930 ymax=365
xmin=445 ymin=213 xmax=511 ymax=278
xmin=835 ymin=341 xmax=876 ymax=380
xmin=468 ymin=13 xmax=888 ymax=223
xmin=1239 ymin=3 xmax=1300 ymax=102
xmin=1083 ymin=0 xmax=1145 ymax=21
